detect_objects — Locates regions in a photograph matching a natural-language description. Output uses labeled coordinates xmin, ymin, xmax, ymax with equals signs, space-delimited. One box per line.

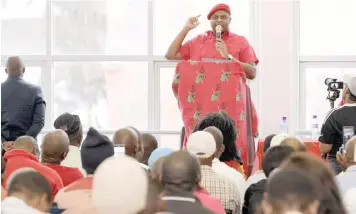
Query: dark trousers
xmin=328 ymin=157 xmax=343 ymax=175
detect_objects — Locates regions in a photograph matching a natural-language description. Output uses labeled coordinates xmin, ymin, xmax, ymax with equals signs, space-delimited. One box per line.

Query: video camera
xmin=325 ymin=78 xmax=344 ymax=109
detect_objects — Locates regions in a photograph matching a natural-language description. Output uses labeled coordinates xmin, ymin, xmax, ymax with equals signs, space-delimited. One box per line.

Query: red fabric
xmin=43 ymin=163 xmax=84 ymax=187
xmin=173 ymin=61 xmax=256 ymax=177
xmin=339 ymin=100 xmax=345 ymax=106
xmin=2 ymin=186 xmax=7 ymax=200
xmin=64 ymin=177 xmax=93 ymax=192
xmin=194 ymin=187 xmax=225 ymax=214
xmin=254 ymin=139 xmax=322 ymax=170
xmin=207 ymin=3 xmax=231 ymax=20
xmin=179 ymin=31 xmax=259 ymax=65
xmin=3 ymin=149 xmax=64 ymax=198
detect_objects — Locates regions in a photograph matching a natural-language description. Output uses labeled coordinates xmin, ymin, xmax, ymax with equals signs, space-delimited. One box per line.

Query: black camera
xmin=325 ymin=78 xmax=344 ymax=109
xmin=325 ymin=78 xmax=344 ymax=90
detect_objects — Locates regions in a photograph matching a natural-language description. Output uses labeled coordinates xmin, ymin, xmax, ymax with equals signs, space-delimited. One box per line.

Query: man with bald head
xmin=336 ymin=136 xmax=356 ymax=195
xmin=113 ymin=127 xmax=143 ymax=160
xmin=1 ymin=56 xmax=46 ymax=144
xmin=3 ymin=136 xmax=63 ymax=198
xmin=141 ymin=133 xmax=158 ymax=165
xmin=161 ymin=151 xmax=214 ymax=214
xmin=203 ymin=127 xmax=246 ymax=204
xmin=41 ymin=130 xmax=83 ymax=186
xmin=280 ymin=137 xmax=306 ymax=152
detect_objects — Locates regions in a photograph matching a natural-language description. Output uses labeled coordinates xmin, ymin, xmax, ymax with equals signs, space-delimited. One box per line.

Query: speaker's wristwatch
xmin=227 ymin=54 xmax=233 ymax=60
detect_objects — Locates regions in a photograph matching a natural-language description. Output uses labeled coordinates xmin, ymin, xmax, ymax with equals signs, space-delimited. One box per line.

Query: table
xmin=253 ymin=138 xmax=321 ymax=171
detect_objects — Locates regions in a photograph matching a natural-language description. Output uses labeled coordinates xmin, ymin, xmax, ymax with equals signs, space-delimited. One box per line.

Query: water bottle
xmin=280 ymin=117 xmax=288 ymax=134
xmin=311 ymin=115 xmax=319 ymax=140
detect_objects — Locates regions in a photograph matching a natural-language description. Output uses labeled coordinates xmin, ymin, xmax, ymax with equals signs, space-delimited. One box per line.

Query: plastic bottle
xmin=311 ymin=115 xmax=319 ymax=140
xmin=280 ymin=117 xmax=288 ymax=134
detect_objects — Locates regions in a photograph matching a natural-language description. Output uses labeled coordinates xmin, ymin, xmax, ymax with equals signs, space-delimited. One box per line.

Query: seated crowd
xmin=1 ymin=111 xmax=356 ymax=214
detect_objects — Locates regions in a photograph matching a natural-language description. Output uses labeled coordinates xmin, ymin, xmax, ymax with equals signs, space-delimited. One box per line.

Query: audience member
xmin=3 ymin=136 xmax=63 ymax=198
xmin=150 ymin=153 xmax=225 ymax=214
xmin=203 ymin=126 xmax=246 ymax=204
xmin=2 ymin=168 xmax=52 ymax=214
xmin=259 ymin=169 xmax=323 ymax=214
xmin=161 ymin=151 xmax=215 ymax=214
xmin=92 ymin=156 xmax=148 ymax=214
xmin=141 ymin=133 xmax=158 ymax=165
xmin=280 ymin=152 xmax=347 ymax=214
xmin=112 ymin=127 xmax=147 ymax=169
xmin=148 ymin=148 xmax=173 ymax=169
xmin=54 ymin=113 xmax=84 ymax=174
xmin=41 ymin=130 xmax=83 ymax=186
xmin=187 ymin=131 xmax=240 ymax=214
xmin=280 ymin=137 xmax=306 ymax=152
xmin=269 ymin=133 xmax=288 ymax=148
xmin=343 ymin=188 xmax=356 ymax=214
xmin=336 ymin=136 xmax=356 ymax=194
xmin=54 ymin=127 xmax=114 ymax=213
xmin=1 ymin=56 xmax=46 ymax=143
xmin=319 ymin=75 xmax=356 ymax=175
xmin=193 ymin=112 xmax=244 ymax=174
xmin=243 ymin=145 xmax=294 ymax=214
xmin=247 ymin=134 xmax=276 ymax=187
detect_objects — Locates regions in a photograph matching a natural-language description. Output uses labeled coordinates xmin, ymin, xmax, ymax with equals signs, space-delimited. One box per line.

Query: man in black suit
xmin=1 ymin=56 xmax=46 ymax=144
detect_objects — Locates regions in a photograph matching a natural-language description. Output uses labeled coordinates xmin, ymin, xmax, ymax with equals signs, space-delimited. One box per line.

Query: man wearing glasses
xmin=165 ymin=3 xmax=259 ymax=80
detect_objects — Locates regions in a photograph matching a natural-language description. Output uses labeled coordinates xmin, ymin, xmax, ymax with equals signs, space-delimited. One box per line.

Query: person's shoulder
xmin=249 ymin=179 xmax=267 ymax=192
xmin=229 ymin=32 xmax=250 ymax=44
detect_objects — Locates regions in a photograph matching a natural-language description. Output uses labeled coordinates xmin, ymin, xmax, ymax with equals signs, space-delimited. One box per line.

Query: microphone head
xmin=216 ymin=25 xmax=222 ymax=39
xmin=216 ymin=25 xmax=222 ymax=33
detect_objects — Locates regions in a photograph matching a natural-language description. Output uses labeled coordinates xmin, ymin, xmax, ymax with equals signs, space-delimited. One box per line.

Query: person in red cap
xmin=165 ymin=3 xmax=258 ymax=80
xmin=166 ymin=3 xmax=259 ymax=176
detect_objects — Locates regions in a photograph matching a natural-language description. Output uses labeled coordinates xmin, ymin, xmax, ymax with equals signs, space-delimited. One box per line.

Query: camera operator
xmin=319 ymin=75 xmax=356 ymax=175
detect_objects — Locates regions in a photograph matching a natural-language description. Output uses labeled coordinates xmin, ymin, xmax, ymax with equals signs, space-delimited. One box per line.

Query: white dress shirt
xmin=212 ymin=158 xmax=246 ymax=205
xmin=2 ymin=197 xmax=47 ymax=214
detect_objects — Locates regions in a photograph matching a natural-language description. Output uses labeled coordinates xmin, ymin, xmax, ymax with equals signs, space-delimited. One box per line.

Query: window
xmin=303 ymin=67 xmax=356 ymax=130
xmin=159 ymin=67 xmax=184 ymax=130
xmin=51 ymin=0 xmax=148 ymax=55
xmin=0 ymin=66 xmax=42 ymax=86
xmin=300 ymin=0 xmax=356 ymax=55
xmin=0 ymin=0 xmax=46 ymax=54
xmin=155 ymin=134 xmax=181 ymax=151
xmin=154 ymin=0 xmax=251 ymax=55
xmin=53 ymin=62 xmax=148 ymax=130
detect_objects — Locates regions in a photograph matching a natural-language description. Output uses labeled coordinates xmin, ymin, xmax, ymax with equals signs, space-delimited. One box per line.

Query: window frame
xmin=1 ymin=0 xmax=254 ymax=139
xmin=298 ymin=0 xmax=356 ymax=132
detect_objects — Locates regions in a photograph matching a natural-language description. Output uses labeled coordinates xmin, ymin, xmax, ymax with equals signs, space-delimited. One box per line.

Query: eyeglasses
xmin=211 ymin=15 xmax=230 ymax=21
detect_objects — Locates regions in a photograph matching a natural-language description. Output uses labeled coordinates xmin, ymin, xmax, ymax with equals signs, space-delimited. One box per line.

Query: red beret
xmin=207 ymin=3 xmax=231 ymax=20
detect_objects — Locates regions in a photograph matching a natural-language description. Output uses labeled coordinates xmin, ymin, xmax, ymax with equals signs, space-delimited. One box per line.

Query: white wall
xmin=254 ymin=0 xmax=299 ymax=137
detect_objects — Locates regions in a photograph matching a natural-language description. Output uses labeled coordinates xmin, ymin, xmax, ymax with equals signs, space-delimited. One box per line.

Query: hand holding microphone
xmin=215 ymin=25 xmax=229 ymax=59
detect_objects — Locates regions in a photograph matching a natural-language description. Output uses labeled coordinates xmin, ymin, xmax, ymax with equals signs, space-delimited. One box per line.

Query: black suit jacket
xmin=1 ymin=76 xmax=46 ymax=142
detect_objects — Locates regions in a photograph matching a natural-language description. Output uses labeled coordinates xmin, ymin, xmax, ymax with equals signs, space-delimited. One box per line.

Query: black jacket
xmin=1 ymin=77 xmax=46 ymax=142
xmin=242 ymin=179 xmax=267 ymax=214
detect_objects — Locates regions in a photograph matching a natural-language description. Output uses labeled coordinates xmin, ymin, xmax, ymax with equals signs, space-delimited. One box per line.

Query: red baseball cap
xmin=207 ymin=3 xmax=231 ymax=20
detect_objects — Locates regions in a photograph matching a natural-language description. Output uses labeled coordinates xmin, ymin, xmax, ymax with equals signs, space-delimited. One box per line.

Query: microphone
xmin=216 ymin=25 xmax=222 ymax=40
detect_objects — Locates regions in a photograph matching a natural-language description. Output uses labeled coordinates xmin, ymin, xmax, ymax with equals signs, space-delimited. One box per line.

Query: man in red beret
xmin=165 ymin=3 xmax=259 ymax=80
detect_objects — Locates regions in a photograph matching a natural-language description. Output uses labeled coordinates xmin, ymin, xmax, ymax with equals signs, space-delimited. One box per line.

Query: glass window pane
xmin=0 ymin=0 xmax=46 ymax=54
xmin=0 ymin=66 xmax=42 ymax=86
xmin=300 ymin=0 xmax=356 ymax=55
xmin=304 ymin=67 xmax=356 ymax=130
xmin=154 ymin=0 xmax=251 ymax=55
xmin=52 ymin=0 xmax=148 ymax=55
xmin=53 ymin=62 xmax=148 ymax=130
xmin=160 ymin=67 xmax=184 ymax=130
xmin=155 ymin=134 xmax=180 ymax=151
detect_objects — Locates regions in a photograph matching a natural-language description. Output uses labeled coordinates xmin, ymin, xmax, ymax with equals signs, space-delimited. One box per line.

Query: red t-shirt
xmin=43 ymin=163 xmax=84 ymax=187
xmin=3 ymin=149 xmax=64 ymax=198
xmin=194 ymin=187 xmax=225 ymax=214
xmin=179 ymin=30 xmax=259 ymax=64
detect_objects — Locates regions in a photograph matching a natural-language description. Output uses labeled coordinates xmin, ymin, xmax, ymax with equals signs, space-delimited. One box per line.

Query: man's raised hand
xmin=184 ymin=15 xmax=201 ymax=30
